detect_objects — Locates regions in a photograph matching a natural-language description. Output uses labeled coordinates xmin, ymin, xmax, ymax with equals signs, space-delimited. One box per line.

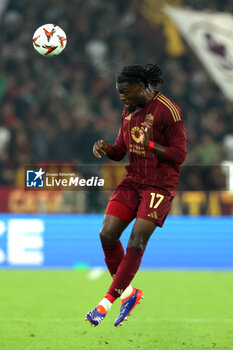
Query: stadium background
xmin=0 ymin=0 xmax=232 ymax=268
xmin=0 ymin=1 xmax=233 ymax=349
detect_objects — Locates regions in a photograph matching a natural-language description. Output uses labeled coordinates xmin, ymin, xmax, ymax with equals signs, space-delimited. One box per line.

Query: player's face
xmin=116 ymin=82 xmax=145 ymax=109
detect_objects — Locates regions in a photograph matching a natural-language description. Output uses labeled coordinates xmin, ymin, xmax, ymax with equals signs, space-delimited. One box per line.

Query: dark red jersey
xmin=108 ymin=92 xmax=186 ymax=196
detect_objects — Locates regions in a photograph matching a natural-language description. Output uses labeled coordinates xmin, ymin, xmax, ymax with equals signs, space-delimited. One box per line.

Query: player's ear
xmin=136 ymin=82 xmax=145 ymax=94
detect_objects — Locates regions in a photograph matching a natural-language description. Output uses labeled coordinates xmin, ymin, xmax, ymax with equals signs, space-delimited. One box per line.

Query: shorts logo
xmin=26 ymin=168 xmax=45 ymax=188
xmin=131 ymin=126 xmax=141 ymax=143
xmin=148 ymin=211 xmax=157 ymax=219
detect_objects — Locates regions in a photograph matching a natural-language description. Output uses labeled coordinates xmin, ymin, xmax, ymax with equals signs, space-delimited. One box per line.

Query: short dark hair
xmin=117 ymin=63 xmax=163 ymax=89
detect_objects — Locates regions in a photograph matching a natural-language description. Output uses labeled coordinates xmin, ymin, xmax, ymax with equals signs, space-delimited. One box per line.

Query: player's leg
xmin=100 ymin=200 xmax=135 ymax=277
xmin=110 ymin=219 xmax=156 ymax=326
xmin=86 ymin=200 xmax=136 ymax=326
xmin=127 ymin=217 xmax=157 ymax=249
xmin=86 ymin=218 xmax=156 ymax=326
xmin=105 ymin=218 xmax=156 ymax=299
xmin=100 ymin=214 xmax=128 ymax=277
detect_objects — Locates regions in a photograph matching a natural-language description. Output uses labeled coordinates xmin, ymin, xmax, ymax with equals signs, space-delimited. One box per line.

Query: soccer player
xmin=86 ymin=64 xmax=186 ymax=327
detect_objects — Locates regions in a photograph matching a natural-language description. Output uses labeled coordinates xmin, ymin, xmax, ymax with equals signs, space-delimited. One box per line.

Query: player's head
xmin=116 ymin=63 xmax=163 ymax=111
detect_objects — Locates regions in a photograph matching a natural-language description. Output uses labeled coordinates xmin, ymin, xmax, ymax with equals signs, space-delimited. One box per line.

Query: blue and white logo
xmin=26 ymin=168 xmax=45 ymax=188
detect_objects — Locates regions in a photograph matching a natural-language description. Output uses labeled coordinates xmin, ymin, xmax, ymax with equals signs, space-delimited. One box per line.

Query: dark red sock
xmin=102 ymin=240 xmax=124 ymax=277
xmin=105 ymin=247 xmax=144 ymax=301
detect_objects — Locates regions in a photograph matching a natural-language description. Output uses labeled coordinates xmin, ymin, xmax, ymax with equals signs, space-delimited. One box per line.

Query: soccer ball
xmin=32 ymin=24 xmax=67 ymax=57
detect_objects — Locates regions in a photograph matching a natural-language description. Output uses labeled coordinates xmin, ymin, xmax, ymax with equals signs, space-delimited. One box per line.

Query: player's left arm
xmin=140 ymin=111 xmax=186 ymax=164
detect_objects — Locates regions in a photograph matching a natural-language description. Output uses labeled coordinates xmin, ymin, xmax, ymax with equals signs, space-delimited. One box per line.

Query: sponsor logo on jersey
xmin=125 ymin=113 xmax=132 ymax=120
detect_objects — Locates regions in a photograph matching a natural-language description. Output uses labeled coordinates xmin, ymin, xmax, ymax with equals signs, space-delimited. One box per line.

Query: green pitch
xmin=0 ymin=270 xmax=233 ymax=350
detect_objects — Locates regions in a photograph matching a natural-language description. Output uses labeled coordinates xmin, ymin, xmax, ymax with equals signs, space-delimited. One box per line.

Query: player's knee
xmin=128 ymin=232 xmax=149 ymax=250
xmin=99 ymin=225 xmax=116 ymax=245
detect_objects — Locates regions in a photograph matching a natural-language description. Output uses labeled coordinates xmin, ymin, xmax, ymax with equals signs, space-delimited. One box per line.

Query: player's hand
xmin=93 ymin=139 xmax=110 ymax=158
xmin=140 ymin=122 xmax=152 ymax=146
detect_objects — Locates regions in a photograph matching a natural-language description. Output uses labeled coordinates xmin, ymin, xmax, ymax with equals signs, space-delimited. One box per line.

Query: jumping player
xmin=85 ymin=64 xmax=186 ymax=327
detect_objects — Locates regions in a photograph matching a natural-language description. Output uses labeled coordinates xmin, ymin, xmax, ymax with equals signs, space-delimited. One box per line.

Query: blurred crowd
xmin=0 ymin=0 xmax=233 ymax=191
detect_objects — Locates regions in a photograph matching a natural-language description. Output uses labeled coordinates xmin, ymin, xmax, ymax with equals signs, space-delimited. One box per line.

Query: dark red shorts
xmin=105 ymin=179 xmax=174 ymax=227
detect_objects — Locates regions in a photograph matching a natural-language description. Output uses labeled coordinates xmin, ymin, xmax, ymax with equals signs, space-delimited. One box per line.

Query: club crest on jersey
xmin=131 ymin=126 xmax=141 ymax=143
